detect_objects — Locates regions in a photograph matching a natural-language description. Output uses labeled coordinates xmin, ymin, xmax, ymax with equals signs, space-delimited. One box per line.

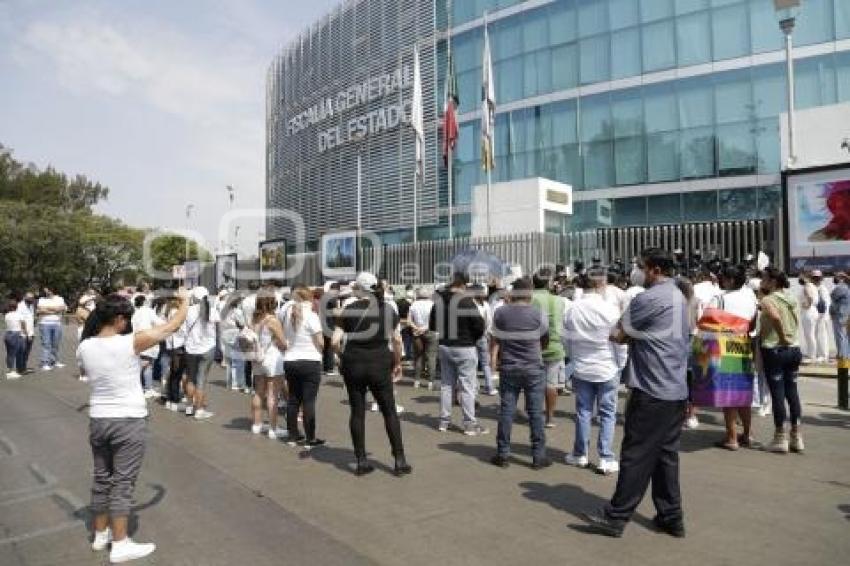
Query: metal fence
xmin=199 ymin=218 xmax=779 ymax=289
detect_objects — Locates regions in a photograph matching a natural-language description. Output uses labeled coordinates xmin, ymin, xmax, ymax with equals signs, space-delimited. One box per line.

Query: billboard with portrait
xmin=321 ymin=230 xmax=357 ymax=279
xmin=259 ymin=239 xmax=287 ymax=281
xmin=215 ymin=253 xmax=237 ymax=290
xmin=786 ymin=166 xmax=850 ymax=272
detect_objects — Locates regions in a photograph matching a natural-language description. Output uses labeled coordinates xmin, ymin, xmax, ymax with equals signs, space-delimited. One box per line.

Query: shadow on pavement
xmin=438 ymin=440 xmax=569 ymax=466
xmin=801 ymin=412 xmax=850 ymax=430
xmin=223 ymin=417 xmax=253 ymax=431
xmin=839 ymin=504 xmax=850 ymax=521
xmin=303 ymin=444 xmax=396 ymax=476
xmin=74 ymin=483 xmax=167 ymax=537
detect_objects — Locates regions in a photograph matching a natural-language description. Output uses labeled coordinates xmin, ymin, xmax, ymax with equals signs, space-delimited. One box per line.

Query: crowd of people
xmin=2 ymin=249 xmax=849 ymax=562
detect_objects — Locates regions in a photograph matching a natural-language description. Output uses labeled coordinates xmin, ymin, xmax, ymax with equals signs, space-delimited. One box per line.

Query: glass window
xmin=640 ymin=0 xmax=673 ymax=23
xmin=755 ymin=118 xmax=780 ymax=174
xmin=613 ymin=197 xmax=647 ymax=226
xmin=752 ymin=63 xmax=786 ymax=118
xmin=494 ymin=114 xmax=509 ymax=157
xmin=794 ymin=0 xmax=833 ymax=46
xmin=647 ymin=193 xmax=682 ymax=224
xmin=549 ymin=0 xmax=577 ymax=44
xmin=614 ymin=136 xmax=647 ymax=185
xmin=457 ymin=122 xmax=478 ymax=162
xmin=453 ymin=30 xmax=482 ymax=73
xmin=612 ymin=91 xmax=643 ymax=138
xmin=578 ymin=0 xmax=608 ymax=38
xmin=749 ymin=0 xmax=784 ymax=54
xmin=580 ymin=94 xmax=612 ymax=143
xmin=492 ymin=17 xmax=522 ymax=61
xmin=558 ymin=144 xmax=583 ymax=189
xmin=497 ymin=57 xmax=524 ymax=102
xmin=523 ymin=9 xmax=549 ymax=52
xmin=611 ymin=27 xmax=642 ymax=79
xmin=580 ymin=34 xmax=610 ymax=84
xmin=508 ymin=109 xmax=529 ymax=153
xmin=719 ymin=188 xmax=758 ymax=220
xmin=712 ymin=3 xmax=749 ymax=61
xmin=642 ymin=19 xmax=676 ymax=72
xmin=838 ymin=0 xmax=850 ymax=40
xmin=683 ymin=190 xmax=717 ymax=221
xmin=552 ymin=43 xmax=579 ymax=91
xmin=584 ymin=141 xmax=615 ymax=189
xmin=675 ymin=0 xmax=708 ymax=15
xmin=680 ymin=126 xmax=716 ymax=178
xmin=551 ymin=100 xmax=578 ymax=145
xmin=609 ymin=0 xmax=639 ymax=30
xmin=714 ymin=70 xmax=752 ymax=124
xmin=756 ymin=185 xmax=782 ymax=218
xmin=795 ymin=56 xmax=837 ymax=110
xmin=457 ymin=69 xmax=479 ymax=114
xmin=678 ymin=79 xmax=714 ymax=128
xmin=838 ymin=51 xmax=850 ymax=103
xmin=677 ymin=11 xmax=712 ymax=67
xmin=644 ymin=84 xmax=678 ymax=132
xmin=717 ymin=122 xmax=757 ymax=176
xmin=647 ymin=131 xmax=680 ymax=181
xmin=524 ymin=52 xmax=540 ymax=97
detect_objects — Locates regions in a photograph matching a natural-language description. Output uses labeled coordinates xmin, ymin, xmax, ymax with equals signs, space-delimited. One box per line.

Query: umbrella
xmin=450 ymin=248 xmax=511 ymax=284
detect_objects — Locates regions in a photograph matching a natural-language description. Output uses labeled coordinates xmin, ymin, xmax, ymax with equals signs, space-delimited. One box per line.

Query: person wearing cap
xmin=830 ymin=272 xmax=850 ymax=360
xmin=335 ymin=272 xmax=410 ymax=476
xmin=184 ymin=286 xmax=220 ymax=420
xmin=811 ymin=270 xmax=832 ymax=364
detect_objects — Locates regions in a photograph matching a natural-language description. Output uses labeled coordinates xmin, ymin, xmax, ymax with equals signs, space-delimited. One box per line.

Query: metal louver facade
xmin=266 ymin=0 xmax=444 ymax=245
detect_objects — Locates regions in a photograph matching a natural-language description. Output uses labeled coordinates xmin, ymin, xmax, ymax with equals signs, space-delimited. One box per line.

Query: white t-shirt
xmin=563 ymin=293 xmax=621 ymax=383
xmin=693 ymin=281 xmax=721 ymax=319
xmin=711 ymin=287 xmax=758 ymax=323
xmin=603 ymin=284 xmax=628 ymax=314
xmin=409 ymin=299 xmax=434 ymax=331
xmin=185 ymin=303 xmax=219 ymax=355
xmin=37 ymin=295 xmax=66 ymax=324
xmin=5 ymin=311 xmax=24 ymax=333
xmin=16 ymin=302 xmax=35 ymax=337
xmin=281 ymin=303 xmax=323 ymax=362
xmin=77 ymin=334 xmax=146 ymax=419
xmin=131 ymin=306 xmax=163 ymax=358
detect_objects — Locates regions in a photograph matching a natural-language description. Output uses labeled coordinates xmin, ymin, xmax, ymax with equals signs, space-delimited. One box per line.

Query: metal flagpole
xmin=413 ymin=168 xmax=418 ymax=244
xmin=448 ymin=144 xmax=454 ymax=239
xmin=357 ymin=147 xmax=362 ymax=272
xmin=447 ymin=0 xmax=454 ymax=240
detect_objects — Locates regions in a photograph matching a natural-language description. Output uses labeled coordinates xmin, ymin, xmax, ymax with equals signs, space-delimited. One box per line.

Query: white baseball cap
xmin=191 ymin=286 xmax=209 ymax=300
xmin=355 ymin=271 xmax=378 ymax=290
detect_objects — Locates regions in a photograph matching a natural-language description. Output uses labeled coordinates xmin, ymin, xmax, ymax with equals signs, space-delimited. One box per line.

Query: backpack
xmin=234 ymin=327 xmax=261 ymax=361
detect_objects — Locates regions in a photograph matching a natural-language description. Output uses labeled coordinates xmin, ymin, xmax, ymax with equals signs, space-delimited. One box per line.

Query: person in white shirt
xmin=77 ymin=290 xmax=188 ymax=564
xmin=4 ymin=298 xmax=26 ymax=378
xmin=798 ymin=273 xmax=819 ymax=361
xmin=183 ymin=287 xmax=220 ymax=420
xmin=711 ymin=265 xmax=759 ymax=450
xmin=162 ymin=296 xmax=188 ymax=411
xmin=16 ymin=292 xmax=36 ymax=372
xmin=250 ymin=287 xmax=289 ymax=439
xmin=563 ymin=270 xmax=622 ymax=475
xmin=811 ymin=271 xmax=832 ymax=363
xmin=409 ymin=288 xmax=437 ymax=389
xmin=220 ymin=293 xmax=248 ymax=392
xmin=281 ymin=285 xmax=325 ymax=447
xmin=36 ymin=287 xmax=67 ymax=371
xmin=131 ymin=295 xmax=164 ymax=397
xmin=692 ymin=271 xmax=722 ymax=321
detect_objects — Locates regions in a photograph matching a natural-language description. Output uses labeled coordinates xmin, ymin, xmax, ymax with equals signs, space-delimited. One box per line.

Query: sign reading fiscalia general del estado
xmin=286 ymin=66 xmax=412 ymax=154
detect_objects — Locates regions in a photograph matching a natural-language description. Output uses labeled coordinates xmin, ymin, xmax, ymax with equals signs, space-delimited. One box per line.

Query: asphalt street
xmin=1 ymin=328 xmax=849 ymax=566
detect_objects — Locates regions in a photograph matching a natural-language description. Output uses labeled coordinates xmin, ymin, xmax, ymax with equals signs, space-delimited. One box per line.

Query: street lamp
xmin=774 ymin=0 xmax=801 ymax=168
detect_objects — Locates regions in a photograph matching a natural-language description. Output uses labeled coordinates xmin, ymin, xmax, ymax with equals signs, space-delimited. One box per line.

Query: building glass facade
xmin=267 ymin=0 xmax=850 ymax=244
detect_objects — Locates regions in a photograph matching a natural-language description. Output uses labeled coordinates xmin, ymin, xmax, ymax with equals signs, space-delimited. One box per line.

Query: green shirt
xmin=760 ymin=290 xmax=799 ymax=348
xmin=532 ymin=290 xmax=565 ymax=362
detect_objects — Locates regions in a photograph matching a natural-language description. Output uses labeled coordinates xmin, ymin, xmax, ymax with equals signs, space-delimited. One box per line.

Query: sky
xmin=0 ymin=0 xmax=340 ymax=256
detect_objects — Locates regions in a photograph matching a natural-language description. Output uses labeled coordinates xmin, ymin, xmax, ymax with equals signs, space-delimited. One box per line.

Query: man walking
xmin=489 ymin=277 xmax=550 ymax=468
xmin=430 ymin=274 xmax=487 ymax=435
xmin=580 ymin=248 xmax=691 ymax=538
xmin=37 ymin=287 xmax=67 ymax=371
xmin=831 ymin=272 xmax=850 ymax=361
xmin=531 ymin=268 xmax=566 ymax=428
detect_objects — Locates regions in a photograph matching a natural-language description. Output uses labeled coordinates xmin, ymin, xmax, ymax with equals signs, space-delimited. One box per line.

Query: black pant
xmin=761 ymin=346 xmax=803 ymax=429
xmin=23 ymin=336 xmax=34 ymax=369
xmin=605 ymin=389 xmax=687 ymax=526
xmin=322 ymin=336 xmax=335 ymax=373
xmin=244 ymin=361 xmax=253 ymax=390
xmin=341 ymin=351 xmax=405 ymax=459
xmin=285 ymin=360 xmax=322 ymax=441
xmin=167 ymin=348 xmax=186 ymax=403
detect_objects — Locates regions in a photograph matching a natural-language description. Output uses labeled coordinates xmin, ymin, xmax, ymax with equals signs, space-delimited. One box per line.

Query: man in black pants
xmin=580 ymin=248 xmax=691 ymax=538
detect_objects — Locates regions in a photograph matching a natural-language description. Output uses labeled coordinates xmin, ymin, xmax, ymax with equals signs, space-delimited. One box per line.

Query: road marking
xmin=0 ymin=520 xmax=84 ymax=546
xmin=0 ymin=430 xmax=18 ymax=457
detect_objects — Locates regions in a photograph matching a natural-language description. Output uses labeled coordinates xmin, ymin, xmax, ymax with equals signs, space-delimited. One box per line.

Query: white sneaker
xmin=109 ymin=538 xmax=155 ymax=563
xmin=143 ymin=390 xmax=157 ymax=399
xmin=251 ymin=423 xmax=263 ymax=434
xmin=91 ymin=528 xmax=111 ymax=551
xmin=180 ymin=396 xmax=188 ymax=404
xmin=395 ymin=405 xmax=404 ymax=415
xmin=684 ymin=416 xmax=699 ymax=430
xmin=597 ymin=459 xmax=620 ymax=475
xmin=41 ymin=365 xmax=52 ymax=372
xmin=54 ymin=362 xmax=66 ymax=369
xmin=413 ymin=380 xmax=421 ymax=389
xmin=6 ymin=371 xmax=21 ymax=379
xmin=194 ymin=409 xmax=214 ymax=420
xmin=370 ymin=402 xmax=379 ymax=412
xmin=565 ymin=453 xmax=589 ymax=468
xmin=268 ymin=427 xmax=288 ymax=440
xmin=230 ymin=385 xmax=239 ymax=391
xmin=78 ymin=375 xmax=89 ymax=382
xmin=185 ymin=406 xmax=194 ymax=416
xmin=758 ymin=405 xmax=772 ymax=417
xmin=164 ymin=401 xmax=172 ymax=410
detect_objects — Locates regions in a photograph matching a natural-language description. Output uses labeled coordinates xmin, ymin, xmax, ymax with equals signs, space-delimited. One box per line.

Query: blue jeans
xmin=832 ymin=317 xmax=849 ymax=359
xmin=572 ymin=377 xmax=619 ymax=460
xmin=476 ymin=336 xmax=495 ymax=392
xmin=140 ymin=356 xmax=154 ymax=391
xmin=761 ymin=346 xmax=803 ymax=429
xmin=4 ymin=331 xmax=25 ymax=372
xmin=229 ymin=357 xmax=246 ymax=389
xmin=39 ymin=324 xmax=62 ymax=367
xmin=497 ymin=367 xmax=546 ymax=460
xmin=438 ymin=345 xmax=478 ymax=427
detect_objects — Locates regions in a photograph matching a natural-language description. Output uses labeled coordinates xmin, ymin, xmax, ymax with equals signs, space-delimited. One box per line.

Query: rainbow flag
xmin=690 ymin=308 xmax=755 ymax=408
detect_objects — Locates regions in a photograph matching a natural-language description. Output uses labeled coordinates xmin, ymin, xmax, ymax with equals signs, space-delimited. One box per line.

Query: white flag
xmin=481 ymin=20 xmax=495 ymax=172
xmin=411 ymin=44 xmax=424 ymax=178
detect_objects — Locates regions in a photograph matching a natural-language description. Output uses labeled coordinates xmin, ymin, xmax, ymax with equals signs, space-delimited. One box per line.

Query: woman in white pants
xmin=799 ymin=274 xmax=818 ymax=361
xmin=812 ymin=272 xmax=832 ymax=363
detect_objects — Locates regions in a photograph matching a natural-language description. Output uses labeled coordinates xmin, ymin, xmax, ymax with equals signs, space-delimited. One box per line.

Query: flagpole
xmin=448 ymin=144 xmax=454 ymax=239
xmin=413 ymin=168 xmax=418 ymax=244
xmin=447 ymin=0 xmax=454 ymax=240
xmin=486 ymin=162 xmax=492 ymax=237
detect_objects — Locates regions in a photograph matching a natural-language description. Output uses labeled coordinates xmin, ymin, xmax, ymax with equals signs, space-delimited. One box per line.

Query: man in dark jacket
xmin=430 ymin=274 xmax=487 ymax=435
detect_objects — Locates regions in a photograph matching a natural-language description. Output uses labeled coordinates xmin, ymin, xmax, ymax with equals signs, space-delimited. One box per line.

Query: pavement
xmin=1 ymin=328 xmax=849 ymax=566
